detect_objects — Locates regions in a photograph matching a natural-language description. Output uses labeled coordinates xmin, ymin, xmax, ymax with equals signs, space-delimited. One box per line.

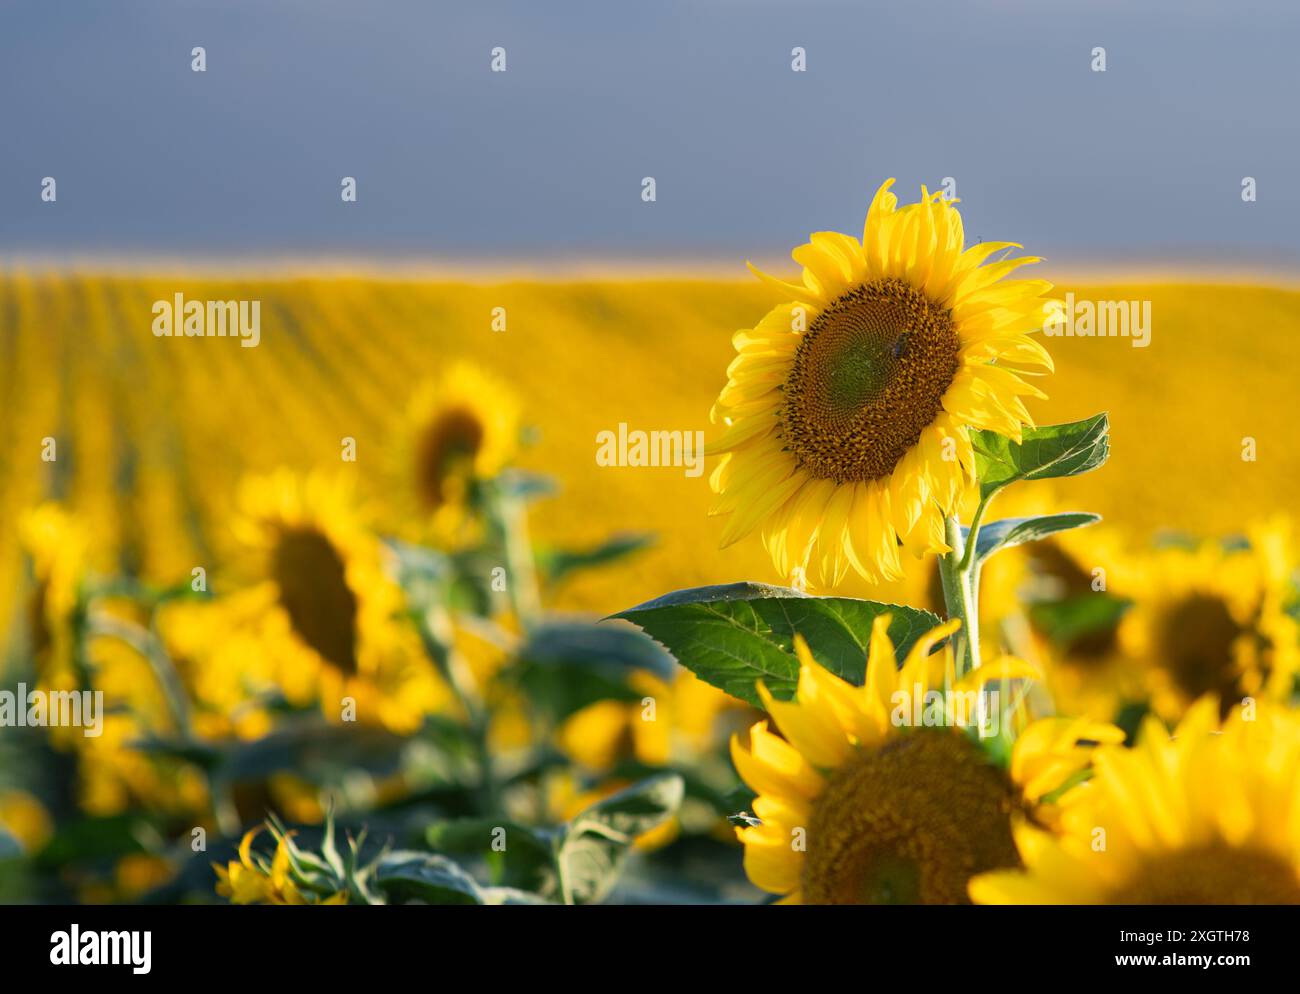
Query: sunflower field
xmin=4 ymin=181 xmax=1300 ymax=908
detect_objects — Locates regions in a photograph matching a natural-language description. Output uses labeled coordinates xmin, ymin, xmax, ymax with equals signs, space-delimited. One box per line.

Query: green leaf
xmin=480 ymin=887 xmax=552 ymax=905
xmin=35 ymin=814 xmax=151 ymax=870
xmin=972 ymin=512 xmax=1101 ymax=565
xmin=612 ymin=583 xmax=942 ymax=708
xmin=382 ymin=538 xmax=454 ymax=604
xmin=518 ymin=619 xmax=677 ymax=681
xmin=606 ymin=758 xmax=750 ymax=819
xmin=130 ymin=736 xmax=223 ymax=771
xmin=426 ymin=817 xmax=549 ymax=855
xmin=373 ymin=851 xmax=485 ymax=905
xmin=424 ymin=776 xmax=687 ymax=905
xmin=508 ymin=663 xmax=644 ymax=724
xmin=215 ymin=718 xmax=411 ymax=782
xmin=385 ymin=540 xmax=503 ymax=617
xmin=425 ymin=817 xmax=557 ymax=894
xmin=1028 ymin=594 xmax=1130 ymax=651
xmin=319 ymin=805 xmax=345 ymax=881
xmin=971 ymin=413 xmax=1110 ymax=500
xmin=569 ymin=771 xmax=685 ymax=840
xmin=536 ymin=532 xmax=655 ymax=585
xmin=493 ymin=469 xmax=557 ymax=503
xmin=555 ymin=773 xmax=684 ymax=905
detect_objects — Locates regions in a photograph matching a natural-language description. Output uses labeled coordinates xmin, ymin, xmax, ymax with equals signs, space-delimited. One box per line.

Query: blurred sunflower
xmin=214 ymin=827 xmax=346 ymax=905
xmin=897 ymin=486 xmax=1136 ymax=720
xmin=971 ymin=698 xmax=1300 ymax=904
xmin=392 ymin=361 xmax=521 ymax=538
xmin=75 ymin=635 xmax=207 ymax=818
xmin=710 ymin=180 xmax=1055 ymax=587
xmin=550 ymin=671 xmax=751 ymax=853
xmin=114 ymin=854 xmax=176 ymax=899
xmin=1117 ymin=523 xmax=1299 ymax=721
xmin=155 ymin=597 xmax=277 ymax=741
xmin=1013 ymin=532 xmax=1136 ymax=719
xmin=18 ymin=503 xmax=89 ymax=686
xmin=978 ymin=489 xmax=1135 ymax=719
xmin=18 ymin=506 xmax=207 ymax=818
xmin=0 ymin=789 xmax=53 ymax=853
xmin=731 ymin=618 xmax=1120 ymax=903
xmin=557 ymin=669 xmax=745 ymax=771
xmin=545 ymin=773 xmax=681 ymax=851
xmin=229 ymin=470 xmax=448 ymax=734
xmin=451 ymin=620 xmax=535 ymax=753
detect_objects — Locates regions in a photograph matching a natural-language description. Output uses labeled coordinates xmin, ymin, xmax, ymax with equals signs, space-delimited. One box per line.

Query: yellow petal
xmin=731 ymin=723 xmax=826 ymax=802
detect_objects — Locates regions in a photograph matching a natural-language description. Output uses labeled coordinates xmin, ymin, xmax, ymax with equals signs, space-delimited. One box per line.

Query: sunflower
xmin=230 ymin=470 xmax=448 ymax=734
xmin=215 ymin=827 xmax=347 ymax=905
xmin=392 ymin=360 xmax=521 ymax=537
xmin=557 ymin=669 xmax=747 ymax=771
xmin=1117 ymin=522 xmax=1299 ymax=722
xmin=550 ymin=671 xmax=750 ymax=852
xmin=971 ymin=698 xmax=1300 ymax=904
xmin=731 ymin=617 xmax=1120 ymax=903
xmin=73 ymin=635 xmax=208 ymax=818
xmin=155 ymin=595 xmax=278 ymax=741
xmin=973 ymin=486 xmax=1136 ymax=719
xmin=895 ymin=485 xmax=1137 ymax=720
xmin=710 ymin=180 xmax=1055 ymax=587
xmin=114 ymin=854 xmax=176 ymax=899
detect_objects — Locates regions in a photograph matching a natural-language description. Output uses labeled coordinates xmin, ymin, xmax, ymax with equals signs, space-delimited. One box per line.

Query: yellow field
xmin=2 ymin=272 xmax=1298 ymax=640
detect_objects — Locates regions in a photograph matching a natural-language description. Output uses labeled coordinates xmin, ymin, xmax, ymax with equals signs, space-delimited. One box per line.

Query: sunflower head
xmin=400 ymin=361 xmax=521 ymax=518
xmin=233 ymin=470 xmax=447 ymax=733
xmin=235 ymin=471 xmax=374 ymax=674
xmin=1118 ymin=528 xmax=1300 ymax=721
xmin=730 ymin=617 xmax=1115 ymax=904
xmin=710 ymin=181 xmax=1055 ymax=588
xmin=972 ymin=698 xmax=1300 ymax=904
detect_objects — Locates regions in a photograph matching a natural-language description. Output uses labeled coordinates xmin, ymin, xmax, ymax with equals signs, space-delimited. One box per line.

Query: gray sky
xmin=2 ymin=0 xmax=1297 ymax=267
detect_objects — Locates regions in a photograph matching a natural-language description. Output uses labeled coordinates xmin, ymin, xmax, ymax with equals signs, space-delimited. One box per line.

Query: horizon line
xmin=2 ymin=251 xmax=1299 ymax=288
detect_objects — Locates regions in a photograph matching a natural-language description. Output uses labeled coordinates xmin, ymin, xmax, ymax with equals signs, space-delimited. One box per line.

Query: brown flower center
xmin=800 ymin=730 xmax=1021 ymax=904
xmin=782 ymin=278 xmax=960 ymax=483
xmin=1107 ymin=845 xmax=1300 ymax=904
xmin=416 ymin=407 xmax=485 ymax=508
xmin=1159 ymin=593 xmax=1258 ymax=705
xmin=29 ymin=580 xmax=52 ymax=656
xmin=272 ymin=528 xmax=359 ymax=675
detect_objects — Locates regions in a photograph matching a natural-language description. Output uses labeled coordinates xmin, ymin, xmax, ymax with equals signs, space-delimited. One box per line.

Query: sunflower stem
xmin=86 ymin=612 xmax=193 ymax=739
xmin=957 ymin=493 xmax=991 ymax=574
xmin=416 ymin=603 xmax=499 ymax=815
xmin=939 ymin=515 xmax=982 ymax=677
xmin=495 ymin=490 xmax=542 ymax=631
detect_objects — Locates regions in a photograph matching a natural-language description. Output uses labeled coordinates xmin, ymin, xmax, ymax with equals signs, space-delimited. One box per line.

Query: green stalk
xmin=937 ymin=515 xmax=982 ymax=677
xmin=88 ymin=613 xmax=192 ymax=739
xmin=417 ymin=603 xmax=498 ymax=814
xmin=957 ymin=492 xmax=992 ymax=574
xmin=497 ymin=491 xmax=542 ymax=629
xmin=208 ymin=772 xmax=244 ymax=838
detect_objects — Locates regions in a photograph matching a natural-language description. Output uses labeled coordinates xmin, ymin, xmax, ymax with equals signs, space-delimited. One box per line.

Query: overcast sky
xmin=2 ymin=0 xmax=1297 ymax=267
